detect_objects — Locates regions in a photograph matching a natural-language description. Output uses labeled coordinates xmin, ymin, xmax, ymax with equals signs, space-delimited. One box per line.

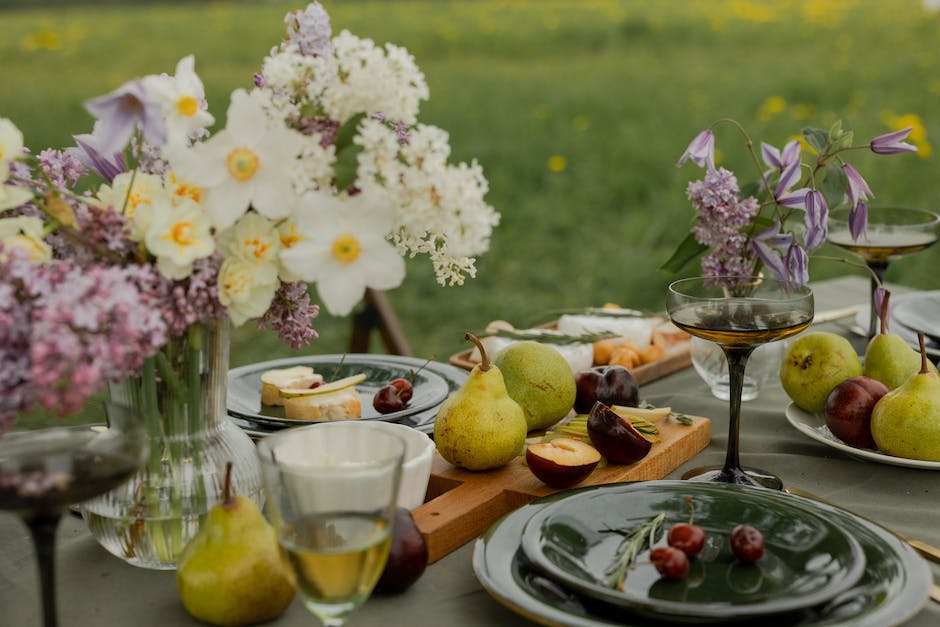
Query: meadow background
xmin=2 ymin=0 xmax=939 ymax=368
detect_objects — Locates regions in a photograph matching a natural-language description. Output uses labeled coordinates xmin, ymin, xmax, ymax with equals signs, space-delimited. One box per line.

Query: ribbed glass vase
xmin=80 ymin=319 xmax=262 ymax=570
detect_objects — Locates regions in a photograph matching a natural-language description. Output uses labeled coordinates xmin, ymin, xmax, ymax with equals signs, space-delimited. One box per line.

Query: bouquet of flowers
xmin=665 ymin=118 xmax=916 ymax=283
xmin=0 ymin=2 xmax=498 ymax=433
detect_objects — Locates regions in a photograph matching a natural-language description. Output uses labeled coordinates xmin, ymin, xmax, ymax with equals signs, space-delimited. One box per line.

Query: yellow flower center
xmin=226 ymin=148 xmax=260 ymax=182
xmin=244 ymin=237 xmax=272 ymax=260
xmin=279 ymin=225 xmax=301 ymax=249
xmin=331 ymin=233 xmax=361 ymax=265
xmin=170 ymin=221 xmax=196 ymax=246
xmin=168 ymin=172 xmax=203 ymax=204
xmin=176 ymin=96 xmax=200 ymax=118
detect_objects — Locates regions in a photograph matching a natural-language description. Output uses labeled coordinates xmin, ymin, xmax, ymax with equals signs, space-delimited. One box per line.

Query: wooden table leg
xmin=349 ymin=289 xmax=413 ymax=356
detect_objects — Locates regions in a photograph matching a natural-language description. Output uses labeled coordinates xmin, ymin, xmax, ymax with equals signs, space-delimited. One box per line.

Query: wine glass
xmin=827 ymin=206 xmax=940 ymax=339
xmin=0 ymin=402 xmax=147 ymax=627
xmin=257 ymin=422 xmax=405 ymax=627
xmin=667 ymin=276 xmax=814 ymax=489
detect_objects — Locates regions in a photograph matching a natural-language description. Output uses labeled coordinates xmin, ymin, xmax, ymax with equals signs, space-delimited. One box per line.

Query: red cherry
xmin=389 ymin=378 xmax=414 ymax=403
xmin=373 ymin=385 xmax=405 ymax=414
xmin=667 ymin=523 xmax=706 ymax=558
xmin=649 ymin=546 xmax=689 ymax=580
xmin=308 ymin=381 xmax=322 ymax=389
xmin=730 ymin=524 xmax=764 ymax=564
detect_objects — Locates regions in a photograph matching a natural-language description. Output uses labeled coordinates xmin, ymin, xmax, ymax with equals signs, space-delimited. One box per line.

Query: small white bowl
xmin=376 ymin=422 xmax=436 ymax=510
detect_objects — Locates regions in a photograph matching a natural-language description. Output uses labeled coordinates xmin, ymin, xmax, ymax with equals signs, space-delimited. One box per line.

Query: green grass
xmin=3 ymin=0 xmax=940 ymax=371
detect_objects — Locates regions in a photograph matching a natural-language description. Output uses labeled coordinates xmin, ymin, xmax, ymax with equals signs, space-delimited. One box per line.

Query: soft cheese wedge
xmin=283 ymin=387 xmax=363 ymax=421
xmin=260 ymin=366 xmax=323 ymax=406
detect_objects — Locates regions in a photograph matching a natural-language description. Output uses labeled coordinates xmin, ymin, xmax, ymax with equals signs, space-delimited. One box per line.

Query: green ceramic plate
xmin=473 ymin=481 xmax=930 ymax=626
xmin=227 ymin=354 xmax=451 ymax=429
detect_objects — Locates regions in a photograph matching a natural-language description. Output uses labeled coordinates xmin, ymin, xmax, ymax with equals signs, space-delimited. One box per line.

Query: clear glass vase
xmin=80 ymin=319 xmax=262 ymax=570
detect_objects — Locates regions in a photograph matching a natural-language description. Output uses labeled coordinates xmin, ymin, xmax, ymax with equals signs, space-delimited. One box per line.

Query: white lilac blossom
xmin=672 ymin=119 xmax=915 ymax=285
xmin=284 ymin=3 xmax=333 ymax=57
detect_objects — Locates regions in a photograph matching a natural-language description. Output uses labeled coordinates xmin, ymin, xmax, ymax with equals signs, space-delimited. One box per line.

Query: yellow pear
xmin=870 ymin=334 xmax=940 ymax=462
xmin=177 ymin=463 xmax=295 ymax=627
xmin=863 ymin=292 xmax=939 ymax=389
xmin=434 ymin=333 xmax=528 ymax=470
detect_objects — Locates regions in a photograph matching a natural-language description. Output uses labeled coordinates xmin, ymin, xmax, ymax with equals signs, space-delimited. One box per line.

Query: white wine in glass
xmin=827 ymin=206 xmax=940 ymax=339
xmin=257 ymin=422 xmax=404 ymax=627
xmin=667 ymin=276 xmax=814 ymax=489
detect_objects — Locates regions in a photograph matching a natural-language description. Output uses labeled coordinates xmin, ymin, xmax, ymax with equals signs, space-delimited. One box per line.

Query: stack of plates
xmin=226 ymin=354 xmax=468 ymax=437
xmin=473 ymin=481 xmax=931 ymax=626
xmin=856 ymin=290 xmax=940 ymax=358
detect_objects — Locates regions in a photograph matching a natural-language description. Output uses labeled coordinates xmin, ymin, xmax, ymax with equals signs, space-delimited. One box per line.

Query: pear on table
xmin=176 ymin=463 xmax=295 ymax=627
xmin=433 ymin=333 xmax=528 ymax=470
xmin=864 ymin=292 xmax=939 ymax=389
xmin=871 ymin=333 xmax=940 ymax=462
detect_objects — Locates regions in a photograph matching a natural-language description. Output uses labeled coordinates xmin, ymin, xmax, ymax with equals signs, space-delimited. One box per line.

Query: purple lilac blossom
xmin=285 ymin=2 xmax=333 ymax=57
xmin=803 ymin=190 xmax=828 ymax=252
xmin=83 ymin=80 xmax=166 ymax=156
xmin=157 ymin=256 xmax=227 ymax=337
xmin=257 ymin=281 xmax=320 ymax=350
xmin=677 ymin=130 xmax=715 ymax=172
xmin=687 ymin=167 xmax=758 ymax=277
xmin=75 ymin=204 xmax=137 ymax=257
xmin=870 ymin=127 xmax=917 ymax=155
xmin=0 ymin=247 xmax=40 ymax=433
xmin=38 ymin=149 xmax=87 ymax=189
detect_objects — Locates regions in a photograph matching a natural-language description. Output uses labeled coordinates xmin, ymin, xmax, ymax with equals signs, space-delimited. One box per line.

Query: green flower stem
xmin=186 ymin=324 xmax=207 ymax=513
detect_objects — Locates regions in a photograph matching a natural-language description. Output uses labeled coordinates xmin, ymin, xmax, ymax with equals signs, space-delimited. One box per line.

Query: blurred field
xmin=2 ymin=0 xmax=939 ymax=367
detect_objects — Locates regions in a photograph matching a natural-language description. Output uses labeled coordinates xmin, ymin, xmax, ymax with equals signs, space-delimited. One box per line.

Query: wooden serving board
xmin=412 ymin=414 xmax=710 ymax=563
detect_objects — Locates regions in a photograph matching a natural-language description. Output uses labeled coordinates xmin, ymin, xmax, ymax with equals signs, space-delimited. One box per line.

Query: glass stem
xmin=722 ymin=346 xmax=755 ymax=477
xmin=867 ymin=262 xmax=888 ymax=340
xmin=26 ymin=513 xmax=62 ymax=627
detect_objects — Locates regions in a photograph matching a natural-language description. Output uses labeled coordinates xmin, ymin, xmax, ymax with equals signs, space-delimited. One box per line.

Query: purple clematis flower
xmin=873 ymin=287 xmax=888 ymax=328
xmin=677 ymin=130 xmax=715 ymax=171
xmin=786 ymin=243 xmax=809 ymax=285
xmin=84 ymin=80 xmax=166 ymax=156
xmin=761 ymin=139 xmax=801 ymax=171
xmin=68 ymin=123 xmax=127 ymax=183
xmin=748 ymin=219 xmax=793 ymax=282
xmin=843 ymin=163 xmax=873 ymax=210
xmin=870 ymin=127 xmax=918 ymax=155
xmin=849 ymin=202 xmax=868 ymax=240
xmin=803 ymin=190 xmax=828 ymax=252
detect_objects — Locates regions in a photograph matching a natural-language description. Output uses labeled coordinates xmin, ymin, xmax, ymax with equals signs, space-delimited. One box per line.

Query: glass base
xmin=681 ymin=465 xmax=783 ymax=490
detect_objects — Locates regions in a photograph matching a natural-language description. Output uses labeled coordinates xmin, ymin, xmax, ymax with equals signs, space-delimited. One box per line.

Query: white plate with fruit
xmin=785 ymin=403 xmax=940 ymax=470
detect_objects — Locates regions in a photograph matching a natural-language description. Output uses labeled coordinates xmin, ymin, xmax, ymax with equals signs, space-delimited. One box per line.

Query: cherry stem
xmin=408 ymin=354 xmax=437 ymax=384
xmin=466 ymin=333 xmax=490 ymax=371
xmin=685 ymin=495 xmax=696 ymax=525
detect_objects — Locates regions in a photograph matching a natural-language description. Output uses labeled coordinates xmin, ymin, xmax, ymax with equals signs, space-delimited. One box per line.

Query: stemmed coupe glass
xmin=257 ymin=422 xmax=404 ymax=627
xmin=827 ymin=206 xmax=940 ymax=339
xmin=667 ymin=276 xmax=814 ymax=489
xmin=0 ymin=402 xmax=147 ymax=627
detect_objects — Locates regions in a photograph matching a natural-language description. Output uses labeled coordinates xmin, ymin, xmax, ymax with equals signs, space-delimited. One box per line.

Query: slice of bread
xmin=283 ymin=387 xmax=363 ymax=421
xmin=261 ymin=366 xmax=323 ymax=406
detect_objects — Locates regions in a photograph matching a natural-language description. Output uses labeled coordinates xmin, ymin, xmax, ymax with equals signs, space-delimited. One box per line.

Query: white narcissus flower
xmin=0 ymin=182 xmax=33 ymax=212
xmin=144 ymin=197 xmax=215 ymax=279
xmin=217 ymin=256 xmax=279 ymax=326
xmin=146 ymin=55 xmax=215 ymax=149
xmin=0 ymin=117 xmax=25 ymax=181
xmin=0 ymin=216 xmax=52 ymax=262
xmin=218 ymin=211 xmax=281 ymax=266
xmin=280 ymin=190 xmax=405 ymax=316
xmin=275 ymin=219 xmax=305 ymax=282
xmin=164 ymin=170 xmax=205 ymax=207
xmin=168 ymin=88 xmax=306 ymax=230
xmin=96 ymin=170 xmax=168 ymax=241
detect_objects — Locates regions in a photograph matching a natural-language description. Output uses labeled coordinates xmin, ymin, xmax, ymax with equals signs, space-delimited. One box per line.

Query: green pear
xmin=433 ymin=333 xmax=528 ymax=470
xmin=780 ymin=331 xmax=862 ymax=413
xmin=177 ymin=463 xmax=295 ymax=627
xmin=863 ymin=292 xmax=939 ymax=389
xmin=870 ymin=335 xmax=940 ymax=461
xmin=493 ymin=341 xmax=576 ymax=431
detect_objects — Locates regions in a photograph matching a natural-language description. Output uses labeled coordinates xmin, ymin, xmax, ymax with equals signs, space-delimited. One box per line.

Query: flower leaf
xmin=660 ymin=232 xmax=708 ymax=273
xmin=820 ymin=161 xmax=848 ymax=211
xmin=332 ymin=143 xmax=364 ymax=191
xmin=802 ymin=127 xmax=829 ymax=154
xmin=334 ymin=112 xmax=365 ymax=152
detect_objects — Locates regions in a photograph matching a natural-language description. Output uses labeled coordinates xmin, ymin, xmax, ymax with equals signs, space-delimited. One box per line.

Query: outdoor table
xmin=2 ymin=276 xmax=938 ymax=626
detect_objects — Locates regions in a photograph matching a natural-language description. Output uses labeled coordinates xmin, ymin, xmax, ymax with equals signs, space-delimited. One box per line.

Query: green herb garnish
xmin=603 ymin=512 xmax=666 ymax=591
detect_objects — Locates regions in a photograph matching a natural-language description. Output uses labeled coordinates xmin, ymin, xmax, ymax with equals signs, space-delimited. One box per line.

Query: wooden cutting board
xmin=412 ymin=414 xmax=711 ymax=563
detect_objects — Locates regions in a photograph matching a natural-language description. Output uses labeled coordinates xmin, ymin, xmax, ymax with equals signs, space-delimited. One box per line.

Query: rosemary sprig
xmin=479 ymin=328 xmax=619 ymax=345
xmin=603 ymin=511 xmax=666 ymax=591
